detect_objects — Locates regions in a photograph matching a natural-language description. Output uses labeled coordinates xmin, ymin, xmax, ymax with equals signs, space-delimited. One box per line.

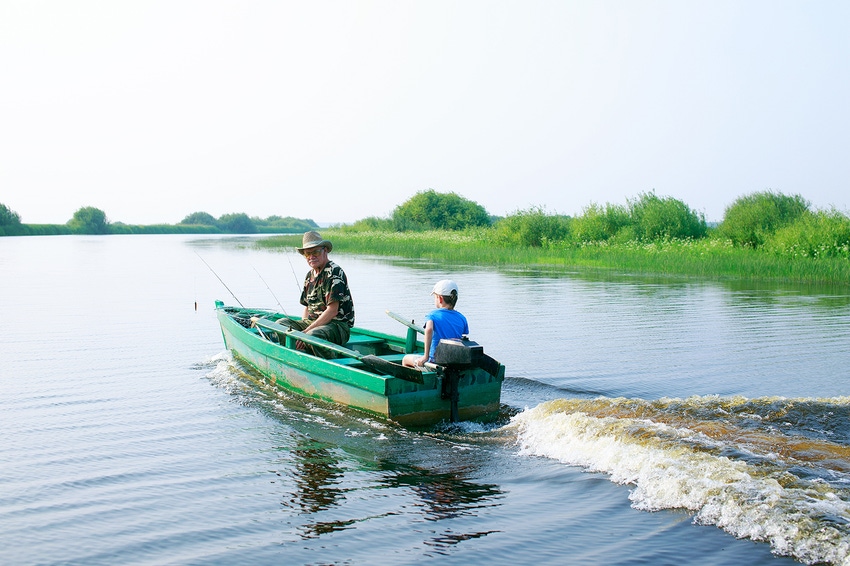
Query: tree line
xmin=4 ymin=191 xmax=850 ymax=260
xmin=0 ymin=205 xmax=317 ymax=236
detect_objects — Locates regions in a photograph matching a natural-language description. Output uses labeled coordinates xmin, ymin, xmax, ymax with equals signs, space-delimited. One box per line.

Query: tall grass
xmin=260 ymin=230 xmax=850 ymax=286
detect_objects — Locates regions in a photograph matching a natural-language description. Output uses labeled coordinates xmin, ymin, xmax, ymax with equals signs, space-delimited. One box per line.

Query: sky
xmin=1 ymin=1 xmax=848 ymax=226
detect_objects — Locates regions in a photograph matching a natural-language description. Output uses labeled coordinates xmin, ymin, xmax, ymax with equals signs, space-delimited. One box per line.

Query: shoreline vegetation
xmin=4 ymin=189 xmax=850 ymax=285
xmin=259 ymin=229 xmax=850 ymax=286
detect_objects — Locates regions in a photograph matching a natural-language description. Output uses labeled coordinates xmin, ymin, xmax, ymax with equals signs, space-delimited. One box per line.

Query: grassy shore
xmin=259 ymin=230 xmax=850 ymax=286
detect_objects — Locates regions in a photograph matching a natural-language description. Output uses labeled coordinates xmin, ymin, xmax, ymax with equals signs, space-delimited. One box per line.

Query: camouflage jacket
xmin=300 ymin=260 xmax=355 ymax=327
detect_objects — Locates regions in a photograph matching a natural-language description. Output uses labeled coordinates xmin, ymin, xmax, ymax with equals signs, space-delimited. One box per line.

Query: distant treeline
xmin=0 ymin=205 xmax=317 ymax=236
xmin=5 ymin=189 xmax=850 ymax=263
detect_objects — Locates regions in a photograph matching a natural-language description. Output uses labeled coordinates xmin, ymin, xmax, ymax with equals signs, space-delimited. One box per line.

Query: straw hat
xmin=297 ymin=231 xmax=333 ymax=253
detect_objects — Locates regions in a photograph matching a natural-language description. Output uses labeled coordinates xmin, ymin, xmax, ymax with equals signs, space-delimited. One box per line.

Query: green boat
xmin=215 ymin=302 xmax=505 ymax=427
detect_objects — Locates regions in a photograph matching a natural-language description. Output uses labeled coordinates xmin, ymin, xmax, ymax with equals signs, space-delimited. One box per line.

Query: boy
xmin=402 ymin=279 xmax=469 ymax=368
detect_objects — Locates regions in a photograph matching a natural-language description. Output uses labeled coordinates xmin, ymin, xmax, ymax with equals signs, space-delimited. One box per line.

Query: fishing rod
xmin=252 ymin=265 xmax=286 ymax=314
xmin=286 ymin=253 xmax=303 ymax=293
xmin=195 ymin=252 xmax=244 ymax=307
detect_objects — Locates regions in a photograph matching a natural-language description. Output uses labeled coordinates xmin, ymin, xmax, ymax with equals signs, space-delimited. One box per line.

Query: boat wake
xmin=203 ymin=352 xmax=850 ymax=564
xmin=507 ymin=395 xmax=850 ymax=565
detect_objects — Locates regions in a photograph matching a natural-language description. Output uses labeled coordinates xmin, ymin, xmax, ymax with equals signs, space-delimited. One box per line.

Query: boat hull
xmin=216 ymin=305 xmax=504 ymax=427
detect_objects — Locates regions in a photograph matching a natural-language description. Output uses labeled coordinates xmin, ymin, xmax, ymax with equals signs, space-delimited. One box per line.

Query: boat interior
xmin=227 ymin=308 xmax=419 ymax=372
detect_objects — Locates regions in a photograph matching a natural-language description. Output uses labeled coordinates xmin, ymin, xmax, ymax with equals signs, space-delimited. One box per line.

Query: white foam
xmin=509 ymin=400 xmax=850 ymax=565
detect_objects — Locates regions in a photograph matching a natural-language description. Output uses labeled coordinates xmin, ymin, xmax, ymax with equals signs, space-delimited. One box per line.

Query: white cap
xmin=431 ymin=279 xmax=458 ymax=296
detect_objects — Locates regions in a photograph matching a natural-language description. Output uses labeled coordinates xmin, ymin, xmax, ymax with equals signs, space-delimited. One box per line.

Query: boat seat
xmin=344 ymin=335 xmax=387 ymax=356
xmin=344 ymin=335 xmax=386 ymax=347
xmin=329 ymin=353 xmax=406 ymax=366
xmin=329 ymin=357 xmax=363 ymax=366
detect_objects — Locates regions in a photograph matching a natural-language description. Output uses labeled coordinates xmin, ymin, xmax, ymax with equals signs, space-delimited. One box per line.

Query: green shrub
xmin=492 ymin=206 xmax=571 ymax=247
xmin=1 ymin=203 xmax=22 ymax=228
xmin=217 ymin=213 xmax=257 ymax=233
xmin=68 ymin=206 xmax=110 ymax=234
xmin=392 ymin=190 xmax=491 ymax=231
xmin=720 ymin=190 xmax=810 ymax=248
xmin=0 ymin=203 xmax=28 ymax=236
xmin=570 ymin=202 xmax=630 ymax=243
xmin=254 ymin=216 xmax=317 ymax=233
xmin=628 ymin=192 xmax=707 ymax=241
xmin=339 ymin=216 xmax=395 ymax=232
xmin=180 ymin=211 xmax=218 ymax=226
xmin=766 ymin=209 xmax=850 ymax=259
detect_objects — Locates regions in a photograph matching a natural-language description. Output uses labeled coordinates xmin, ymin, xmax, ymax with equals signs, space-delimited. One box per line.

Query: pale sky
xmin=2 ymin=1 xmax=848 ymax=226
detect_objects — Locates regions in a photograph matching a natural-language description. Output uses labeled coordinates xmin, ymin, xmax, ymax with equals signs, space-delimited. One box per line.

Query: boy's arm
xmin=418 ymin=320 xmax=434 ymax=366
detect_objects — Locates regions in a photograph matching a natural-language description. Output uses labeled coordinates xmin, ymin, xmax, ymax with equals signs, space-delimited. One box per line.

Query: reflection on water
xmin=378 ymin=461 xmax=504 ymax=553
xmin=284 ymin=438 xmax=346 ymax=516
xmin=268 ymin=407 xmax=505 ymax=546
xmin=379 ymin=462 xmax=503 ymax=520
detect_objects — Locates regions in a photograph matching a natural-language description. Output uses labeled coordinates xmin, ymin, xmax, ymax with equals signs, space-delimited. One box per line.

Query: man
xmin=287 ymin=231 xmax=355 ymax=353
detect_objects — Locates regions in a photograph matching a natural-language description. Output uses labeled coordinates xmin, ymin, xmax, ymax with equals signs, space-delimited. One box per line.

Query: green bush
xmin=0 ymin=203 xmax=26 ymax=235
xmin=269 ymin=216 xmax=315 ymax=231
xmin=628 ymin=192 xmax=707 ymax=241
xmin=254 ymin=216 xmax=317 ymax=233
xmin=720 ymin=190 xmax=810 ymax=248
xmin=217 ymin=213 xmax=257 ymax=233
xmin=570 ymin=202 xmax=630 ymax=243
xmin=180 ymin=211 xmax=218 ymax=226
xmin=68 ymin=206 xmax=110 ymax=234
xmin=178 ymin=212 xmax=315 ymax=234
xmin=392 ymin=190 xmax=491 ymax=231
xmin=338 ymin=216 xmax=395 ymax=232
xmin=1 ymin=203 xmax=22 ymax=227
xmin=568 ymin=194 xmax=705 ymax=244
xmin=766 ymin=209 xmax=850 ymax=259
xmin=493 ymin=206 xmax=571 ymax=247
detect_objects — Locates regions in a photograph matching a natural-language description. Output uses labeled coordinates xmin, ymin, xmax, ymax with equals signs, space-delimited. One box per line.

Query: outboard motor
xmin=433 ymin=336 xmax=485 ymax=422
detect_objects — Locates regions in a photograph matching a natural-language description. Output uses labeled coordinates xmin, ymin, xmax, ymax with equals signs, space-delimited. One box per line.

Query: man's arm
xmin=305 ymin=300 xmax=339 ymax=332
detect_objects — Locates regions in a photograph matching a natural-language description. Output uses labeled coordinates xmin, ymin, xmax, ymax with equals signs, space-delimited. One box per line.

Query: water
xmin=1 ymin=234 xmax=848 ymax=565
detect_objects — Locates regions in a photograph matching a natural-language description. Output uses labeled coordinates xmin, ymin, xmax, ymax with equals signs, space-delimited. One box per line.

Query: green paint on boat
xmin=215 ymin=302 xmax=505 ymax=427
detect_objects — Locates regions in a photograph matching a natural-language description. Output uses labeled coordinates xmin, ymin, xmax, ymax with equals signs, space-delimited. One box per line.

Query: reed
xmin=259 ymin=230 xmax=850 ymax=286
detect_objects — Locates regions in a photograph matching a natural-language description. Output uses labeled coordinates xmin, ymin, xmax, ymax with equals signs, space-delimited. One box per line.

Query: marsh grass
xmin=260 ymin=230 xmax=850 ymax=285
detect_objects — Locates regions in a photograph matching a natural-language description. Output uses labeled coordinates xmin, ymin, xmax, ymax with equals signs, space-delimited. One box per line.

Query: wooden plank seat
xmin=252 ymin=319 xmax=416 ymax=375
xmin=252 ymin=319 xmax=384 ymax=349
xmin=329 ymin=352 xmax=406 ymax=367
xmin=343 ymin=334 xmax=387 ymax=356
xmin=329 ymin=357 xmax=364 ymax=366
xmin=344 ymin=335 xmax=386 ymax=346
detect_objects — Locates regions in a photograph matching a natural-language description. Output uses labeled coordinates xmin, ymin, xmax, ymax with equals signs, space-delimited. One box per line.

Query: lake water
xmin=2 ymin=234 xmax=849 ymax=565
